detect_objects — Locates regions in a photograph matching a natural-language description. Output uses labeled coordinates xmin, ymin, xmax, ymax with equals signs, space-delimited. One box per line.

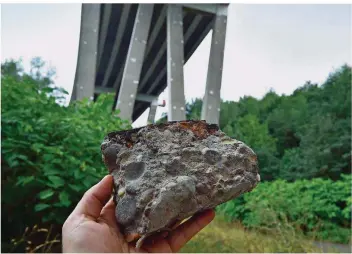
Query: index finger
xmin=71 ymin=175 xmax=113 ymax=219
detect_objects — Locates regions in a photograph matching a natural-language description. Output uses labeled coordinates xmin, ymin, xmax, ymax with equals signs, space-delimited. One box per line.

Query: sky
xmin=1 ymin=4 xmax=351 ymax=127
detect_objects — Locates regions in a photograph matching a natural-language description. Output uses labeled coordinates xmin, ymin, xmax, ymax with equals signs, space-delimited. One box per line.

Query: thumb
xmin=72 ymin=175 xmax=113 ymax=219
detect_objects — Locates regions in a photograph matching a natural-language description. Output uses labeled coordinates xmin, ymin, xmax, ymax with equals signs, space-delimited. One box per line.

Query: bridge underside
xmin=71 ymin=3 xmax=228 ymax=124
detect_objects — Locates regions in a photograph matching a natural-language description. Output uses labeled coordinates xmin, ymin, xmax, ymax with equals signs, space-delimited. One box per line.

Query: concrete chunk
xmin=101 ymin=120 xmax=260 ymax=247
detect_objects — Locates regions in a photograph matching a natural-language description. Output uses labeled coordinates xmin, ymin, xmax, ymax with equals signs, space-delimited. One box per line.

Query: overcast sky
xmin=1 ymin=4 xmax=351 ymax=127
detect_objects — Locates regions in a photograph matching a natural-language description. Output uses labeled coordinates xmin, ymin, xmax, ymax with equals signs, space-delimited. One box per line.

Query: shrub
xmin=217 ymin=175 xmax=351 ymax=244
xmin=1 ymin=60 xmax=130 ymax=252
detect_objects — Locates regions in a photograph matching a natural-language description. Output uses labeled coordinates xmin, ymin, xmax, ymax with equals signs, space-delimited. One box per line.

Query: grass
xmin=8 ymin=224 xmax=61 ymax=253
xmin=181 ymin=216 xmax=325 ymax=253
xmin=9 ymin=217 xmax=345 ymax=253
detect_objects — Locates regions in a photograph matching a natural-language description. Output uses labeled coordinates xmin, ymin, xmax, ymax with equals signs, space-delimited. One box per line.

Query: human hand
xmin=62 ymin=175 xmax=215 ymax=253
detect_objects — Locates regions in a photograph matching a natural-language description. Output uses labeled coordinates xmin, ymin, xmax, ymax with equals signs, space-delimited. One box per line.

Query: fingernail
xmin=102 ymin=175 xmax=111 ymax=180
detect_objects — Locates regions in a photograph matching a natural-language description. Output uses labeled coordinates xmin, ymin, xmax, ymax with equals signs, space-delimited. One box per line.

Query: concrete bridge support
xmin=147 ymin=99 xmax=158 ymax=124
xmin=71 ymin=3 xmax=229 ymax=126
xmin=116 ymin=4 xmax=154 ymax=122
xmin=201 ymin=5 xmax=228 ymax=124
xmin=71 ymin=4 xmax=100 ymax=101
xmin=167 ymin=5 xmax=186 ymax=121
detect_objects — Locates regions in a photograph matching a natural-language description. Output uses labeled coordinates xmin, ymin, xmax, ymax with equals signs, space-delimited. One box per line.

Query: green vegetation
xmin=181 ymin=217 xmax=323 ymax=253
xmin=1 ymin=58 xmax=351 ymax=252
xmin=1 ymin=59 xmax=130 ymax=252
xmin=217 ymin=175 xmax=351 ymax=243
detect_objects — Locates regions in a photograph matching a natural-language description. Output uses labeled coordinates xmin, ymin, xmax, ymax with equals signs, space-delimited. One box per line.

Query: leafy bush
xmin=1 ymin=59 xmax=130 ymax=251
xmin=217 ymin=175 xmax=352 ymax=244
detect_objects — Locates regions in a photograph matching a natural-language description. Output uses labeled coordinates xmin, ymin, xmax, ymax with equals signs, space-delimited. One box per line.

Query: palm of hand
xmin=62 ymin=175 xmax=214 ymax=253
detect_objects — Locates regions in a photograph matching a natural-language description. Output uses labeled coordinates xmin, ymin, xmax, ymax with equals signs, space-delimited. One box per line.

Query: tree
xmin=232 ymin=114 xmax=279 ymax=181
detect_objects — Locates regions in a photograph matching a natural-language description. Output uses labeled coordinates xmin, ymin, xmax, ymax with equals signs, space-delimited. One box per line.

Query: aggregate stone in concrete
xmin=101 ymin=120 xmax=260 ymax=247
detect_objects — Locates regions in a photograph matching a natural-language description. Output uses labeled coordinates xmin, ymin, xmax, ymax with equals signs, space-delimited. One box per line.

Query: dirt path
xmin=314 ymin=241 xmax=351 ymax=253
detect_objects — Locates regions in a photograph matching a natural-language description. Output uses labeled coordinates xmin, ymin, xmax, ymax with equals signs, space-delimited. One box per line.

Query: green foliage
xmin=186 ymin=98 xmax=203 ymax=120
xmin=181 ymin=65 xmax=351 ymax=182
xmin=232 ymin=114 xmax=277 ymax=153
xmin=217 ymin=175 xmax=352 ymax=244
xmin=1 ymin=59 xmax=130 ymax=251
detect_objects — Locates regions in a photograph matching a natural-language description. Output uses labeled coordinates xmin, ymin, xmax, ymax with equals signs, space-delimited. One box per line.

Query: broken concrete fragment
xmin=101 ymin=120 xmax=260 ymax=247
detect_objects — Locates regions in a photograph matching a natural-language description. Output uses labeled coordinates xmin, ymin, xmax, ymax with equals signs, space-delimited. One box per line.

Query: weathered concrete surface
xmin=101 ymin=120 xmax=260 ymax=247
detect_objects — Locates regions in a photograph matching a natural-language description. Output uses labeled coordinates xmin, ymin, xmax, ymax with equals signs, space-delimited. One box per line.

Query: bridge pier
xmin=71 ymin=4 xmax=100 ymax=102
xmin=147 ymin=99 xmax=158 ymax=124
xmin=116 ymin=4 xmax=154 ymax=122
xmin=201 ymin=5 xmax=228 ymax=124
xmin=167 ymin=5 xmax=187 ymax=121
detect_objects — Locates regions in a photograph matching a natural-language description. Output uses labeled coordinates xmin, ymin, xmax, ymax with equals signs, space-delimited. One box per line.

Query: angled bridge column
xmin=201 ymin=5 xmax=228 ymax=124
xmin=116 ymin=4 xmax=154 ymax=122
xmin=71 ymin=4 xmax=100 ymax=102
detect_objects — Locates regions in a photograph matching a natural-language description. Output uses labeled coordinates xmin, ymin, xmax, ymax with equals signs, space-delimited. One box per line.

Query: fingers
xmin=143 ymin=239 xmax=173 ymax=253
xmin=71 ymin=175 xmax=113 ymax=219
xmin=142 ymin=233 xmax=173 ymax=253
xmin=100 ymin=198 xmax=118 ymax=226
xmin=167 ymin=209 xmax=215 ymax=252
